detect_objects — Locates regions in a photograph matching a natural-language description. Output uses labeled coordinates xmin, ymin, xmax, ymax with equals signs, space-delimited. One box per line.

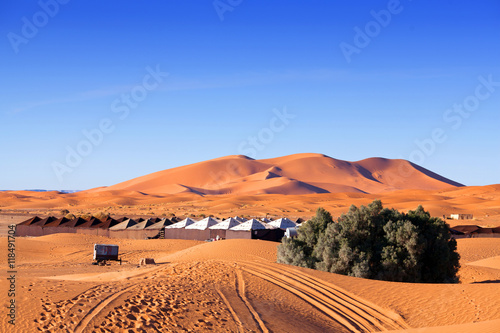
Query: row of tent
xmin=15 ymin=215 xmax=302 ymax=241
xmin=164 ymin=216 xmax=300 ymax=241
xmin=15 ymin=216 xmax=178 ymax=239
xmin=16 ymin=215 xmax=497 ymax=241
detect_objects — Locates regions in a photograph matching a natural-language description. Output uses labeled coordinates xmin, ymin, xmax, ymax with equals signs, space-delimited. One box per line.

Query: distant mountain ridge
xmin=93 ymin=153 xmax=463 ymax=195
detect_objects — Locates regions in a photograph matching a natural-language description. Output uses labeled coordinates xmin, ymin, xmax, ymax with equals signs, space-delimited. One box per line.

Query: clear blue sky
xmin=1 ymin=0 xmax=499 ymax=190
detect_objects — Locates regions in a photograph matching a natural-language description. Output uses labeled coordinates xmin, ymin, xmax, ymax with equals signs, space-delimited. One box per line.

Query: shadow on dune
xmin=355 ymin=165 xmax=383 ymax=184
xmin=471 ymin=280 xmax=500 ymax=284
xmin=410 ymin=162 xmax=465 ymax=187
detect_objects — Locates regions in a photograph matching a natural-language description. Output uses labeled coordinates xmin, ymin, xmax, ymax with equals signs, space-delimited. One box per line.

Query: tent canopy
xmin=165 ymin=218 xmax=197 ymax=229
xmin=268 ymin=218 xmax=296 ymax=229
xmin=146 ymin=218 xmax=173 ymax=229
xmin=109 ymin=219 xmax=138 ymax=230
xmin=210 ymin=217 xmax=240 ymax=230
xmin=229 ymin=219 xmax=274 ymax=231
xmin=185 ymin=217 xmax=220 ymax=230
xmin=18 ymin=216 xmax=42 ymax=226
xmin=127 ymin=219 xmax=158 ymax=230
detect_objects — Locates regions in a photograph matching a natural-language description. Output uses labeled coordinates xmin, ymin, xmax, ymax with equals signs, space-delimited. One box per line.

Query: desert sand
xmin=1 ymin=234 xmax=500 ymax=332
xmin=1 ymin=184 xmax=499 ymax=229
xmin=1 ymin=154 xmax=499 ymax=332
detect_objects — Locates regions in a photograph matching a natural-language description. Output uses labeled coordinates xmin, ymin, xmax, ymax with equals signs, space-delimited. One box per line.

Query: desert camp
xmin=15 ymin=214 xmax=297 ymax=241
xmin=2 ymin=1 xmax=500 ymax=332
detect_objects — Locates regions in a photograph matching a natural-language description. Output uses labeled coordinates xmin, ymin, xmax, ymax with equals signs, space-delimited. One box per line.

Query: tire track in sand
xmin=241 ymin=261 xmax=410 ymax=333
xmin=72 ymin=263 xmax=173 ymax=332
xmin=235 ymin=268 xmax=270 ymax=333
xmin=73 ymin=284 xmax=138 ymax=333
xmin=40 ymin=262 xmax=217 ymax=332
xmin=216 ymin=288 xmax=245 ymax=333
xmin=261 ymin=262 xmax=408 ymax=330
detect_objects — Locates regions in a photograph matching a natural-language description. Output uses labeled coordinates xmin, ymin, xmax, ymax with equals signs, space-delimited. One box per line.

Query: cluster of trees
xmin=277 ymin=200 xmax=460 ymax=283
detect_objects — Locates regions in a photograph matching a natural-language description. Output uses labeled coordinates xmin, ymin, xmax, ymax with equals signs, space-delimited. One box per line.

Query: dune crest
xmin=95 ymin=153 xmax=463 ymax=195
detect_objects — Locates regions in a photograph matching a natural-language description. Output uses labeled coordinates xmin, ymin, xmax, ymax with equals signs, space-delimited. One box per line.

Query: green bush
xmin=277 ymin=200 xmax=460 ymax=283
xmin=93 ymin=211 xmax=110 ymax=220
xmin=79 ymin=213 xmax=92 ymax=220
xmin=277 ymin=207 xmax=333 ymax=268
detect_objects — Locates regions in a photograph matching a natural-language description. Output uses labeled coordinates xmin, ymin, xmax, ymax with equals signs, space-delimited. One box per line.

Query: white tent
xmin=185 ymin=217 xmax=220 ymax=230
xmin=229 ymin=219 xmax=274 ymax=231
xmin=165 ymin=217 xmax=197 ymax=229
xmin=261 ymin=217 xmax=271 ymax=223
xmin=268 ymin=218 xmax=296 ymax=229
xmin=233 ymin=216 xmax=247 ymax=223
xmin=210 ymin=217 xmax=240 ymax=230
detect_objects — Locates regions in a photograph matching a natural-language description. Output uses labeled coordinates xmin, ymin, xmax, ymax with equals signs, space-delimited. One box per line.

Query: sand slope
xmin=1 ymin=234 xmax=500 ymax=332
xmin=94 ymin=153 xmax=463 ymax=195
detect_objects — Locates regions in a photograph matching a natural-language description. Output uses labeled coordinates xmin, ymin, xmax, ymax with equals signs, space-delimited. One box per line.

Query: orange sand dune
xmin=94 ymin=153 xmax=463 ymax=195
xmin=1 ymin=185 xmax=500 ymax=228
xmin=467 ymin=256 xmax=500 ymax=270
xmin=1 ymin=234 xmax=500 ymax=332
xmin=3 ymin=155 xmax=498 ymax=227
xmin=458 ymin=238 xmax=500 ymax=263
xmin=1 ymin=154 xmax=497 ymax=332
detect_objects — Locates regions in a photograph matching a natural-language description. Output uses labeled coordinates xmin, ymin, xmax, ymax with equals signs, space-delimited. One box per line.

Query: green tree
xmin=277 ymin=201 xmax=460 ymax=283
xmin=277 ymin=207 xmax=333 ymax=268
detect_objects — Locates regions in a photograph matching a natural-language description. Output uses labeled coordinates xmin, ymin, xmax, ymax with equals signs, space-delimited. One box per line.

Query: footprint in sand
xmin=126 ymin=313 xmax=137 ymax=321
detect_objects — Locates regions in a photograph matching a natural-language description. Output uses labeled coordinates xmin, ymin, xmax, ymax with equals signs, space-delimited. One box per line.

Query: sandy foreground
xmin=1 ymin=234 xmax=499 ymax=333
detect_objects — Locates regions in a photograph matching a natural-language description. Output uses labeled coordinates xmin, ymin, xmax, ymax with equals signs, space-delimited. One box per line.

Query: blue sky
xmin=1 ymin=0 xmax=499 ymax=190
